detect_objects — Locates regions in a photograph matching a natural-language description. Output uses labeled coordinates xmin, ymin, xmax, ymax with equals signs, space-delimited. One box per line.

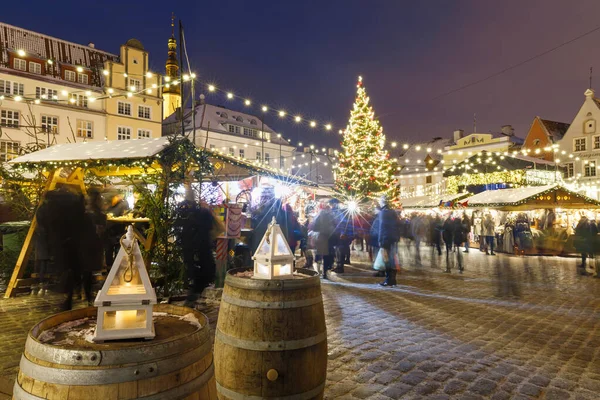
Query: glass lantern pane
xmin=257 ymin=262 xmax=270 ymax=277
xmin=274 ymin=234 xmax=291 ymax=256
xmin=274 ymin=263 xmax=292 ymax=276
xmin=102 ymin=310 xmax=147 ymax=330
xmin=257 ymin=239 xmax=271 ymax=256
xmin=107 ymin=252 xmax=146 ymax=295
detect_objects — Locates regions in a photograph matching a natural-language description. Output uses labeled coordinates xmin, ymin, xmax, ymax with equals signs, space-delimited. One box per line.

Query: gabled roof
xmin=443 ymin=150 xmax=558 ymax=177
xmin=463 ymin=185 xmax=600 ymax=209
xmin=538 ymin=118 xmax=570 ymax=142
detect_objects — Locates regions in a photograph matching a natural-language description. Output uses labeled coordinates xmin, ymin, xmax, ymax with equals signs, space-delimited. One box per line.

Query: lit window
xmin=65 ymin=70 xmax=76 ymax=82
xmin=0 ymin=141 xmax=19 ymax=162
xmin=137 ymin=129 xmax=151 ymax=139
xmin=118 ymin=102 xmax=131 ymax=116
xmin=574 ymin=138 xmax=586 ymax=152
xmin=129 ymin=78 xmax=141 ymax=92
xmin=29 ymin=62 xmax=41 ymax=74
xmin=564 ymin=163 xmax=574 ymax=178
xmin=0 ymin=110 xmax=20 ymax=128
xmin=41 ymin=115 xmax=59 ymax=134
xmin=77 ymin=120 xmax=93 ymax=138
xmin=0 ymin=80 xmax=24 ymax=96
xmin=13 ymin=58 xmax=26 ymax=71
xmin=117 ymin=126 xmax=131 ymax=140
xmin=138 ymin=105 xmax=151 ymax=119
xmin=229 ymin=147 xmax=234 ymax=156
xmin=35 ymin=87 xmax=57 ymax=101
xmin=70 ymin=94 xmax=88 ymax=108
xmin=584 ymin=161 xmax=597 ymax=177
xmin=78 ymin=73 xmax=89 ymax=85
xmin=243 ymin=127 xmax=257 ymax=137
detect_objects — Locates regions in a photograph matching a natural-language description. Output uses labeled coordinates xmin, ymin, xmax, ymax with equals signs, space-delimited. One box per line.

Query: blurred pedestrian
xmin=483 ymin=213 xmax=496 ymax=256
xmin=376 ymin=195 xmax=400 ymax=287
xmin=312 ymin=200 xmax=338 ymax=279
xmin=442 ymin=215 xmax=454 ymax=272
xmin=462 ymin=213 xmax=471 ymax=253
xmin=575 ymin=213 xmax=598 ymax=276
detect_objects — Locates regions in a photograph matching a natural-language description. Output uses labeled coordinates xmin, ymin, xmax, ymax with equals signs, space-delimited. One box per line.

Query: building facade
xmin=557 ymin=89 xmax=600 ymax=198
xmin=522 ymin=116 xmax=569 ymax=161
xmin=163 ymin=102 xmax=296 ymax=171
xmin=443 ymin=126 xmax=523 ymax=167
xmin=0 ymin=22 xmax=162 ymax=161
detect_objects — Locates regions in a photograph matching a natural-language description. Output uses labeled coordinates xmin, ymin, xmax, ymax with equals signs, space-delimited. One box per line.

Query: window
xmin=533 ymin=139 xmax=541 ymax=146
xmin=239 ymin=149 xmax=245 ymax=158
xmin=138 ymin=105 xmax=151 ymax=119
xmin=29 ymin=62 xmax=41 ymax=74
xmin=585 ymin=119 xmax=596 ymax=134
xmin=235 ymin=116 xmax=243 ymax=122
xmin=210 ymin=144 xmax=216 ymax=150
xmin=228 ymin=125 xmax=240 ymax=134
xmin=229 ymin=147 xmax=234 ymax=156
xmin=137 ymin=129 xmax=151 ymax=139
xmin=70 ymin=94 xmax=88 ymax=108
xmin=118 ymin=102 xmax=131 ymax=116
xmin=256 ymin=152 xmax=261 ymax=161
xmin=41 ymin=115 xmax=59 ymax=134
xmin=574 ymin=138 xmax=586 ymax=152
xmin=564 ymin=163 xmax=574 ymax=179
xmin=129 ymin=78 xmax=141 ymax=92
xmin=77 ymin=120 xmax=93 ymax=138
xmin=426 ymin=175 xmax=433 ymax=184
xmin=219 ymin=112 xmax=228 ymax=119
xmin=0 ymin=80 xmax=24 ymax=96
xmin=584 ymin=161 xmax=597 ymax=177
xmin=117 ymin=126 xmax=131 ymax=140
xmin=65 ymin=70 xmax=76 ymax=82
xmin=250 ymin=119 xmax=257 ymax=125
xmin=265 ymin=153 xmax=270 ymax=163
xmin=594 ymin=136 xmax=600 ymax=150
xmin=78 ymin=73 xmax=89 ymax=85
xmin=0 ymin=110 xmax=19 ymax=128
xmin=280 ymin=156 xmax=285 ymax=169
xmin=0 ymin=141 xmax=19 ymax=162
xmin=13 ymin=58 xmax=26 ymax=71
xmin=35 ymin=87 xmax=58 ymax=100
xmin=243 ymin=127 xmax=257 ymax=137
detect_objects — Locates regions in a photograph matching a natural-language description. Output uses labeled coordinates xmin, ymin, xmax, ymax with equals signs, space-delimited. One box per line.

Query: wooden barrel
xmin=13 ymin=304 xmax=216 ymax=400
xmin=214 ymin=268 xmax=327 ymax=400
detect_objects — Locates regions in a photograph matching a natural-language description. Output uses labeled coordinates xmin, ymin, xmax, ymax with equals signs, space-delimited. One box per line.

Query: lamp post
xmin=277 ymin=133 xmax=282 ymax=169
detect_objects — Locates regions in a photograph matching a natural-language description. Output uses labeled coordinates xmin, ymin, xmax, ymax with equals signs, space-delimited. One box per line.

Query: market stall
xmin=399 ymin=192 xmax=470 ymax=211
xmin=462 ymin=185 xmax=600 ymax=255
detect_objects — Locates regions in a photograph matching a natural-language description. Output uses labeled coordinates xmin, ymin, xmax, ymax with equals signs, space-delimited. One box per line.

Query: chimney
xmin=304 ymin=147 xmax=311 ymax=153
xmin=501 ymin=125 xmax=515 ymax=136
xmin=328 ymin=149 xmax=336 ymax=156
xmin=453 ymin=129 xmax=464 ymax=142
xmin=88 ymin=42 xmax=95 ymax=48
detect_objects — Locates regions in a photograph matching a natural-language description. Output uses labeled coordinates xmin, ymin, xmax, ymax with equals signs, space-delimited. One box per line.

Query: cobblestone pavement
xmin=1 ymin=247 xmax=599 ymax=399
xmin=321 ymin=246 xmax=600 ymax=399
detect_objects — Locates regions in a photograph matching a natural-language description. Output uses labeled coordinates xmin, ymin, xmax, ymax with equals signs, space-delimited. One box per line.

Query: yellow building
xmin=103 ymin=39 xmax=162 ymax=140
xmin=443 ymin=128 xmax=524 ymax=167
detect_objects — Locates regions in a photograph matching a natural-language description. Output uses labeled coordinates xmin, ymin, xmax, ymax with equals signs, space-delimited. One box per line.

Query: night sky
xmin=4 ymin=1 xmax=600 ymax=149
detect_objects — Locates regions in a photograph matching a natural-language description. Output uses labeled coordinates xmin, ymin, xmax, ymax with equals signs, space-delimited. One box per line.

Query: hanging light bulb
xmin=244 ymin=99 xmax=251 ymax=106
xmin=208 ymin=84 xmax=216 ymax=92
xmin=227 ymin=92 xmax=233 ymax=99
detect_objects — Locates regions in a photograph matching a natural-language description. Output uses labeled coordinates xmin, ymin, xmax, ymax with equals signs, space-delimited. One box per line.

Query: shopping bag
xmin=373 ymin=248 xmax=388 ymax=271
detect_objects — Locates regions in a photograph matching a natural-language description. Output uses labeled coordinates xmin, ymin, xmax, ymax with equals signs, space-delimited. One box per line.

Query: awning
xmin=463 ymin=185 xmax=600 ymax=210
xmin=400 ymin=192 xmax=470 ymax=209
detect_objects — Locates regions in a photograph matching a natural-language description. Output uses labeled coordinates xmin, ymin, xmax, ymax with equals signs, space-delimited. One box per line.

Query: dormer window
xmin=585 ymin=119 xmax=596 ymax=134
xmin=250 ymin=119 xmax=257 ymax=125
xmin=533 ymin=139 xmax=541 ymax=146
xmin=220 ymin=112 xmax=228 ymax=119
xmin=236 ymin=116 xmax=243 ymax=122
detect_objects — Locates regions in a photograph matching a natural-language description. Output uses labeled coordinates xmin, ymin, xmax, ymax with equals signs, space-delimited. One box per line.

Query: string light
xmin=227 ymin=92 xmax=233 ymax=99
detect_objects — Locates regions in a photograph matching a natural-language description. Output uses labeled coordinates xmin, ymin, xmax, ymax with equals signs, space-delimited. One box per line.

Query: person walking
xmin=462 ymin=213 xmax=471 ymax=253
xmin=453 ymin=216 xmax=466 ymax=272
xmin=575 ymin=213 xmax=597 ymax=275
xmin=376 ymin=196 xmax=400 ymax=287
xmin=431 ymin=214 xmax=443 ymax=257
xmin=442 ymin=215 xmax=454 ymax=272
xmin=312 ymin=200 xmax=338 ymax=279
xmin=483 ymin=213 xmax=496 ymax=255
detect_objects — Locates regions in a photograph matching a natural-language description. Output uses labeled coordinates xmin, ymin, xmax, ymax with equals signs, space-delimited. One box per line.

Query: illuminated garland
xmin=446 ymin=170 xmax=525 ymax=194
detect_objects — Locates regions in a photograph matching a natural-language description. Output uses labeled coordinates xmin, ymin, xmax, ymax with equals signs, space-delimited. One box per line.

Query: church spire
xmin=164 ymin=12 xmax=180 ymax=95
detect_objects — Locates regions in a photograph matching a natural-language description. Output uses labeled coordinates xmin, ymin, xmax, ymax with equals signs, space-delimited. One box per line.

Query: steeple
xmin=162 ymin=13 xmax=182 ymax=118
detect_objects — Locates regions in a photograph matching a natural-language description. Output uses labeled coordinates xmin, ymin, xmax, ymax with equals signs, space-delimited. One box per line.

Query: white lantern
xmin=253 ymin=217 xmax=295 ymax=279
xmin=93 ymin=225 xmax=157 ymax=342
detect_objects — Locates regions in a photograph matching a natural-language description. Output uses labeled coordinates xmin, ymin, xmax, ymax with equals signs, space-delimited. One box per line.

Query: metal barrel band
xmin=216 ymin=329 xmax=326 ymax=351
xmin=19 ymin=339 xmax=211 ymax=386
xmin=225 ymin=269 xmax=320 ymax=291
xmin=25 ymin=325 xmax=209 ymax=366
xmin=222 ymin=293 xmax=323 ymax=309
xmin=13 ymin=362 xmax=215 ymax=400
xmin=216 ymin=381 xmax=325 ymax=400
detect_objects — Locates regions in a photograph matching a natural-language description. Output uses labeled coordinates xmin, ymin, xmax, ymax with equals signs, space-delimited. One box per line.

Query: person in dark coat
xmin=575 ymin=214 xmax=598 ymax=275
xmin=453 ymin=217 xmax=466 ymax=272
xmin=442 ymin=215 xmax=454 ymax=273
xmin=312 ymin=200 xmax=339 ymax=279
xmin=462 ymin=213 xmax=471 ymax=253
xmin=175 ymin=200 xmax=219 ymax=306
xmin=375 ymin=196 xmax=400 ymax=287
xmin=430 ymin=214 xmax=443 ymax=256
xmin=333 ymin=203 xmax=354 ymax=273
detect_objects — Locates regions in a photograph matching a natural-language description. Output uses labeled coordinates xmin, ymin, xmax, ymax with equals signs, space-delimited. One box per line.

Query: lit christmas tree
xmin=335 ymin=76 xmax=398 ymax=201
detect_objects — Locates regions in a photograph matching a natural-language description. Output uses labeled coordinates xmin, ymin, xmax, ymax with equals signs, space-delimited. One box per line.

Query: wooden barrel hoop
xmin=215 ymin=382 xmax=326 ymax=400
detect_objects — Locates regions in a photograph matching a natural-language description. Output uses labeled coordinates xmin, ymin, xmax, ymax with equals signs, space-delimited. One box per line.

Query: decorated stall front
xmin=399 ymin=192 xmax=470 ymax=211
xmin=463 ymin=185 xmax=600 ymax=255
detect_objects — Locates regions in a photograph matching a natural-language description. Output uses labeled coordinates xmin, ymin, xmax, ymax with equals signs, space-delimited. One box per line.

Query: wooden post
xmin=4 ymin=168 xmax=87 ymax=298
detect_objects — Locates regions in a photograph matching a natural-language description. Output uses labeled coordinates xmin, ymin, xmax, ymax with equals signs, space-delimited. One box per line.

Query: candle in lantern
xmin=115 ymin=310 xmax=138 ymax=329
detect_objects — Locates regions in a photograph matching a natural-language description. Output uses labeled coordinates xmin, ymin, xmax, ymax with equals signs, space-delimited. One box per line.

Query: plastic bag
xmin=373 ymin=248 xmax=388 ymax=271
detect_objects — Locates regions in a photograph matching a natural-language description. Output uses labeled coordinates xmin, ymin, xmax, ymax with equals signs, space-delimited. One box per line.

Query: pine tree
xmin=335 ymin=76 xmax=398 ymax=201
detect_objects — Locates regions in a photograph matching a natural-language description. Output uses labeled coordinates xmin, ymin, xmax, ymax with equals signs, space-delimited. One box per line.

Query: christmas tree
xmin=335 ymin=76 xmax=398 ymax=201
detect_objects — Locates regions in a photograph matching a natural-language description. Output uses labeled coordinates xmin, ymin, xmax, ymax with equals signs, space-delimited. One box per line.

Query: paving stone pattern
xmin=1 ymin=247 xmax=600 ymax=399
